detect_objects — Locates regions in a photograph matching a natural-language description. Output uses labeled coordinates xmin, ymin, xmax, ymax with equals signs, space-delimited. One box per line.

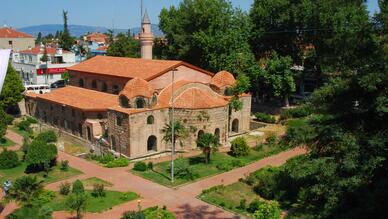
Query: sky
xmin=0 ymin=0 xmax=381 ymax=29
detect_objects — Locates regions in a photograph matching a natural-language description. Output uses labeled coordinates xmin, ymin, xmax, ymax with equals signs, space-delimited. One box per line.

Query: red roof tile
xmin=19 ymin=46 xmax=71 ymax=55
xmin=174 ymin=87 xmax=229 ymax=109
xmin=119 ymin=78 xmax=154 ymax=99
xmin=67 ymin=56 xmax=213 ymax=80
xmin=34 ymin=86 xmax=118 ymax=111
xmin=0 ymin=27 xmax=33 ymax=38
xmin=211 ymin=70 xmax=236 ymax=88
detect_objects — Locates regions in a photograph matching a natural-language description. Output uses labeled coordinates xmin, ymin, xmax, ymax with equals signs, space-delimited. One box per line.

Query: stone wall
xmin=69 ymin=71 xmax=129 ymax=94
xmin=107 ymin=110 xmax=130 ymax=156
xmin=229 ymin=95 xmax=252 ymax=135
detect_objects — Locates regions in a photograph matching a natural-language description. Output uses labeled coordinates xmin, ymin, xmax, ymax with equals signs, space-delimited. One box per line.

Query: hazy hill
xmin=18 ymin=24 xmax=163 ymax=37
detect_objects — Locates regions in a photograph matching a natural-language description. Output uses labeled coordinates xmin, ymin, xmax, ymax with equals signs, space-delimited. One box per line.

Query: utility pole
xmin=170 ymin=68 xmax=176 ymax=182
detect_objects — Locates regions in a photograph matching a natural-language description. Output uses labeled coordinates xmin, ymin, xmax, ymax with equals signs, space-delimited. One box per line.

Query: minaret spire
xmin=140 ymin=8 xmax=153 ymax=59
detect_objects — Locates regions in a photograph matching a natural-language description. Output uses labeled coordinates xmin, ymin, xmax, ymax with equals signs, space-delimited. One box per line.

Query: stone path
xmin=1 ymin=129 xmax=307 ymax=219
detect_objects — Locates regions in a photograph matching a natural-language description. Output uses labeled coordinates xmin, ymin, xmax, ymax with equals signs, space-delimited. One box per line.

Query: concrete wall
xmin=0 ymin=38 xmax=35 ymax=51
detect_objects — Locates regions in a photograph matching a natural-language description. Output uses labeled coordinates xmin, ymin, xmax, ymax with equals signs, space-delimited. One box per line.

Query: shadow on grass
xmin=151 ymin=169 xmax=171 ymax=181
xmin=188 ymin=156 xmax=206 ymax=165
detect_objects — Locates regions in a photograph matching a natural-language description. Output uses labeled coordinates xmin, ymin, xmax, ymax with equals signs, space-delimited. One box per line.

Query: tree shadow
xmin=188 ymin=156 xmax=205 ymax=165
xmin=175 ymin=203 xmax=241 ymax=219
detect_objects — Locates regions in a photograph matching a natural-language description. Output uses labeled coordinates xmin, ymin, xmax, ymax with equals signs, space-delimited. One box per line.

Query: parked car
xmin=50 ymin=80 xmax=66 ymax=88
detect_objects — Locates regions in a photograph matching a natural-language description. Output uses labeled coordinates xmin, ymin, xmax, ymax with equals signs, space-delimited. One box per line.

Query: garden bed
xmin=44 ymin=190 xmax=138 ymax=213
xmin=81 ymin=177 xmax=113 ymax=187
xmin=131 ymin=144 xmax=286 ymax=187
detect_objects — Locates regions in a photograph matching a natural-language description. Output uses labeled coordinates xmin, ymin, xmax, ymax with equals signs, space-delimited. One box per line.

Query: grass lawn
xmin=0 ymin=138 xmax=16 ymax=147
xmin=45 ymin=190 xmax=138 ymax=213
xmin=81 ymin=177 xmax=113 ymax=187
xmin=63 ymin=142 xmax=87 ymax=156
xmin=0 ymin=160 xmax=82 ymax=185
xmin=199 ymin=181 xmax=258 ymax=217
xmin=131 ymin=145 xmax=286 ymax=187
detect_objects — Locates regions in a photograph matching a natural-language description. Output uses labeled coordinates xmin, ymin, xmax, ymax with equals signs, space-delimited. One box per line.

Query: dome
xmin=174 ymin=87 xmax=228 ymax=109
xmin=210 ymin=70 xmax=236 ymax=88
xmin=119 ymin=78 xmax=153 ymax=99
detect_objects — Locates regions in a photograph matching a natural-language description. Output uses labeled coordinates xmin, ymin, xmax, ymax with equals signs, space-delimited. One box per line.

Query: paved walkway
xmin=1 ymin=129 xmax=307 ymax=219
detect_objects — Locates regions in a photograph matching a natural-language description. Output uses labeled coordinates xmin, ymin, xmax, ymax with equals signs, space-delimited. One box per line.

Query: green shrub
xmin=4 ymin=113 xmax=14 ymax=125
xmin=34 ymin=131 xmax=57 ymax=143
xmin=97 ymin=153 xmax=115 ymax=164
xmin=265 ymin=135 xmax=277 ymax=146
xmin=91 ymin=184 xmax=105 ymax=197
xmin=252 ymin=167 xmax=282 ymax=200
xmin=238 ymin=198 xmax=247 ymax=210
xmin=72 ymin=180 xmax=85 ymax=194
xmin=121 ymin=211 xmax=145 ymax=219
xmin=25 ymin=117 xmax=37 ymax=124
xmin=0 ymin=149 xmax=20 ymax=169
xmin=248 ymin=199 xmax=262 ymax=213
xmin=133 ymin=161 xmax=147 ymax=171
xmin=201 ymin=185 xmax=225 ymax=195
xmin=143 ymin=206 xmax=175 ymax=219
xmin=59 ymin=182 xmax=71 ymax=195
xmin=60 ymin=160 xmax=69 ymax=171
xmin=25 ymin=140 xmax=57 ymax=173
xmin=255 ymin=112 xmax=276 ymax=123
xmin=215 ymin=159 xmax=243 ymax=171
xmin=168 ymin=158 xmax=197 ymax=180
xmin=253 ymin=200 xmax=281 ymax=219
xmin=6 ymin=206 xmax=53 ymax=219
xmin=284 ymin=119 xmax=315 ymax=146
xmin=230 ymin=137 xmax=250 ymax=157
xmin=280 ymin=106 xmax=311 ymax=120
xmin=32 ymin=190 xmax=56 ymax=206
xmin=105 ymin=157 xmax=129 ymax=168
xmin=17 ymin=120 xmax=32 ymax=133
xmin=147 ymin=162 xmax=153 ymax=170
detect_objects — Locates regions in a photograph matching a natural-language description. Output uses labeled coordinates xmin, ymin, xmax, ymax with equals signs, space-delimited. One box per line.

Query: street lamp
xmin=170 ymin=68 xmax=178 ymax=182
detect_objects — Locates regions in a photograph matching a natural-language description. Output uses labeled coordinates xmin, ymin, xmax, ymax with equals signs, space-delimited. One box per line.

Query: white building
xmin=12 ymin=45 xmax=76 ymax=85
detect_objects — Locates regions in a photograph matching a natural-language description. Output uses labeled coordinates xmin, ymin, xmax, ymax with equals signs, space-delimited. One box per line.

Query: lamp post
xmin=170 ymin=68 xmax=178 ymax=182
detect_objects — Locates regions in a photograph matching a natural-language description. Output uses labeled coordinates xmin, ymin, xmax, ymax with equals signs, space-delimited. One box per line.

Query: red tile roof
xmin=19 ymin=46 xmax=71 ymax=55
xmin=211 ymin=70 xmax=236 ymax=88
xmin=31 ymin=86 xmax=118 ymax=111
xmin=67 ymin=56 xmax=214 ymax=80
xmin=96 ymin=45 xmax=108 ymax=51
xmin=174 ymin=87 xmax=229 ymax=109
xmin=119 ymin=78 xmax=154 ymax=99
xmin=0 ymin=27 xmax=33 ymax=38
xmin=156 ymin=80 xmax=229 ymax=109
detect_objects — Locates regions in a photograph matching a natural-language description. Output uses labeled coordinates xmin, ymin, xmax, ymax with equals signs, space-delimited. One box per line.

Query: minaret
xmin=140 ymin=10 xmax=153 ymax=60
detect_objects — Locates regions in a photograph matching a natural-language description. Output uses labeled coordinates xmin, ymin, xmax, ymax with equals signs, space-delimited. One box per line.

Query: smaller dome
xmin=120 ymin=78 xmax=153 ymax=99
xmin=210 ymin=70 xmax=236 ymax=88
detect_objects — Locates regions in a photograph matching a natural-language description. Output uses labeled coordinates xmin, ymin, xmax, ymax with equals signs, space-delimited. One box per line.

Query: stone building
xmin=24 ymin=14 xmax=251 ymax=159
xmin=0 ymin=27 xmax=35 ymax=51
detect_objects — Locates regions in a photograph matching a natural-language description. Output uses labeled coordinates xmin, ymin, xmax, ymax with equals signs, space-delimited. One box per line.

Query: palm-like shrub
xmin=8 ymin=176 xmax=43 ymax=207
xmin=162 ymin=121 xmax=188 ymax=147
xmin=196 ymin=133 xmax=219 ymax=164
xmin=66 ymin=193 xmax=88 ymax=219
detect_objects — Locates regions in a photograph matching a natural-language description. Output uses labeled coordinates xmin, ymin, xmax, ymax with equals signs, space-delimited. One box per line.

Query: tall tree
xmin=264 ymin=52 xmax=296 ymax=106
xmin=0 ymin=64 xmax=24 ymax=111
xmin=159 ymin=0 xmax=258 ymax=77
xmin=196 ymin=132 xmax=219 ymax=164
xmin=59 ymin=10 xmax=73 ymax=50
xmin=36 ymin=32 xmax=42 ymax=44
xmin=106 ymin=33 xmax=140 ymax=57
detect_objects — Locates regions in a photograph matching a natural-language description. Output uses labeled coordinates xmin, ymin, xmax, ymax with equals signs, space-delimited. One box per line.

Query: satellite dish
xmin=0 ymin=49 xmax=11 ymax=93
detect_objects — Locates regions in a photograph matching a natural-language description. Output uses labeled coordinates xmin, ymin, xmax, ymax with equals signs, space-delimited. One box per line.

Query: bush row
xmin=254 ymin=112 xmax=276 ymax=123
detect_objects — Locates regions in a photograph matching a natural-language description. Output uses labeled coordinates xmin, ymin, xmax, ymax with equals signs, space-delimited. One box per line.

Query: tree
xmin=72 ymin=180 xmax=85 ymax=194
xmin=253 ymin=201 xmax=281 ymax=219
xmin=196 ymin=133 xmax=219 ymax=164
xmin=8 ymin=176 xmax=43 ymax=207
xmin=161 ymin=121 xmax=188 ymax=147
xmin=59 ymin=10 xmax=73 ymax=51
xmin=25 ymin=140 xmax=58 ymax=173
xmin=264 ymin=52 xmax=295 ymax=106
xmin=107 ymin=33 xmax=140 ymax=57
xmin=0 ymin=108 xmax=7 ymax=141
xmin=40 ymin=46 xmax=49 ymax=63
xmin=0 ymin=64 xmax=24 ymax=111
xmin=66 ymin=193 xmax=88 ymax=219
xmin=159 ymin=0 xmax=257 ymax=75
xmin=36 ymin=32 xmax=42 ymax=44
xmin=230 ymin=137 xmax=250 ymax=157
xmin=0 ymin=149 xmax=20 ymax=169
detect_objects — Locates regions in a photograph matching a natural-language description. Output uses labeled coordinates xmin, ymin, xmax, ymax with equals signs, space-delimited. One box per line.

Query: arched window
xmin=91 ymin=80 xmax=97 ymax=89
xmin=147 ymin=115 xmax=154 ymax=124
xmin=147 ymin=135 xmax=157 ymax=151
xmin=119 ymin=95 xmax=130 ymax=108
xmin=79 ymin=78 xmax=84 ymax=87
xmin=111 ymin=135 xmax=117 ymax=151
xmin=232 ymin=119 xmax=239 ymax=133
xmin=135 ymin=97 xmax=146 ymax=108
xmin=101 ymin=82 xmax=108 ymax=92
xmin=197 ymin=130 xmax=204 ymax=140
xmin=112 ymin=85 xmax=119 ymax=94
xmin=214 ymin=128 xmax=220 ymax=141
